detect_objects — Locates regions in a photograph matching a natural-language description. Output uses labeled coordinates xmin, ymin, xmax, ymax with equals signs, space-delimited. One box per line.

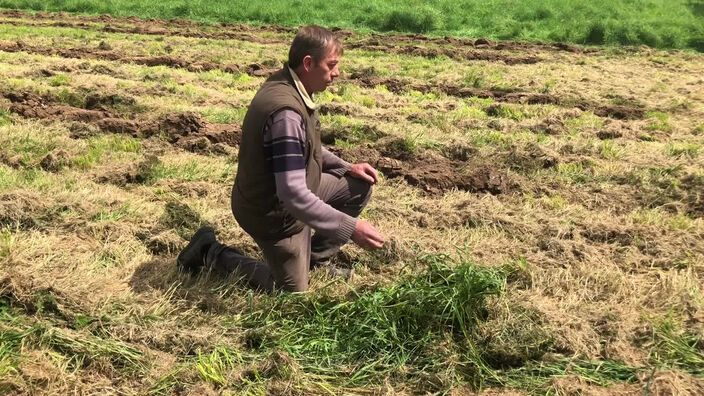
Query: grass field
xmin=0 ymin=9 xmax=704 ymax=395
xmin=1 ymin=0 xmax=704 ymax=51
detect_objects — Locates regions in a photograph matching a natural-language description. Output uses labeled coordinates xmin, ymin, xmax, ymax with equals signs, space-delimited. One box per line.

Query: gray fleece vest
xmin=231 ymin=67 xmax=322 ymax=240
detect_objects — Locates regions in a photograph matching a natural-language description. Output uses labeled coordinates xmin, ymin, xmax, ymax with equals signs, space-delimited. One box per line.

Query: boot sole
xmin=177 ymin=226 xmax=215 ymax=269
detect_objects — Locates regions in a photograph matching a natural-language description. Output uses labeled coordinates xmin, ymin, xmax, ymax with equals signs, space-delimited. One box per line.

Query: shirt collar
xmin=288 ymin=66 xmax=317 ymax=111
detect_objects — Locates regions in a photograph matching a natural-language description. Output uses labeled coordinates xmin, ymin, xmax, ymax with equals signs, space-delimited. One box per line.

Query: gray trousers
xmin=205 ymin=173 xmax=372 ymax=292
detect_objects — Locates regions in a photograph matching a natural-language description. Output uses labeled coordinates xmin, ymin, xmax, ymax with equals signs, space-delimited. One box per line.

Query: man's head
xmin=288 ymin=25 xmax=343 ymax=95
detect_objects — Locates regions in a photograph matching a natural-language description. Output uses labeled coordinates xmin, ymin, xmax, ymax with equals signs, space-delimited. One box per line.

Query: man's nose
xmin=331 ymin=67 xmax=340 ymax=78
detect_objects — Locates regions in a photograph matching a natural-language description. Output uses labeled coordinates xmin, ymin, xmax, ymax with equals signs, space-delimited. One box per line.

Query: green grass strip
xmin=240 ymin=253 xmax=504 ymax=387
xmin=1 ymin=0 xmax=703 ymax=51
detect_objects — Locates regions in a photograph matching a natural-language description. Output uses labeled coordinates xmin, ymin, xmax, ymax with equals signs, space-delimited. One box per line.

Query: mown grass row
xmin=1 ymin=0 xmax=703 ymax=51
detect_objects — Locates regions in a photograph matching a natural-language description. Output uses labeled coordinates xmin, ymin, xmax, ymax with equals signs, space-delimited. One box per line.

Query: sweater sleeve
xmin=264 ymin=109 xmax=357 ymax=243
xmin=321 ymin=147 xmax=352 ymax=177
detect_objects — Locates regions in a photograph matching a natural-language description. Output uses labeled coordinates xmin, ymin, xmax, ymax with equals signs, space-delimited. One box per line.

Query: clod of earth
xmin=40 ymin=150 xmax=70 ymax=172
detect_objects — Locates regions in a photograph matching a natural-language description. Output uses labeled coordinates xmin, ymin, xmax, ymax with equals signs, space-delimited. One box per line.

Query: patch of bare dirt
xmin=2 ymin=91 xmax=241 ymax=149
xmin=318 ymin=102 xmax=354 ymax=116
xmin=0 ymin=40 xmax=248 ymax=75
xmin=350 ymin=33 xmax=597 ymax=55
xmin=4 ymin=91 xmax=112 ymax=122
xmin=0 ymin=10 xmax=290 ymax=43
xmin=349 ymin=74 xmax=647 ymax=119
xmin=330 ymin=146 xmax=512 ymax=195
xmin=346 ymin=42 xmax=542 ymax=65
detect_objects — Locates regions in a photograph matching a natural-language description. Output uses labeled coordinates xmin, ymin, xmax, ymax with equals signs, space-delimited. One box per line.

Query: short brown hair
xmin=288 ymin=25 xmax=343 ymax=69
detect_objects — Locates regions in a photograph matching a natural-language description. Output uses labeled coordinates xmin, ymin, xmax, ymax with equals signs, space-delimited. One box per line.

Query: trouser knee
xmin=346 ymin=177 xmax=373 ymax=212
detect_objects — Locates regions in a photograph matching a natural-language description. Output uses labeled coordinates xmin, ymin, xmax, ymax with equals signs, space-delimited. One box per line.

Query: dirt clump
xmin=177 ymin=136 xmax=211 ymax=153
xmin=319 ymin=102 xmax=353 ymax=116
xmin=3 ymin=91 xmax=112 ymax=122
xmin=84 ymin=92 xmax=137 ymax=111
xmin=0 ymin=190 xmax=48 ymax=229
xmin=146 ymin=112 xmax=206 ymax=142
xmin=330 ymin=145 xmax=512 ymax=195
xmin=440 ymin=140 xmax=478 ymax=162
xmin=40 ymin=150 xmax=70 ymax=172
xmin=591 ymin=104 xmax=645 ymax=120
xmin=680 ymin=173 xmax=704 ymax=217
xmin=531 ymin=115 xmax=567 ymax=135
xmin=145 ymin=113 xmax=241 ymax=147
xmin=4 ymin=91 xmax=241 ymax=148
xmin=377 ymin=155 xmax=510 ymax=195
xmin=244 ymin=63 xmax=278 ymax=77
xmin=96 ymin=117 xmax=141 ymax=135
xmin=503 ymin=143 xmax=559 ymax=172
xmin=97 ymin=40 xmax=112 ymax=51
xmin=0 ymin=151 xmax=27 ymax=169
xmin=596 ymin=129 xmax=623 ymax=140
xmin=203 ymin=123 xmax=241 ymax=146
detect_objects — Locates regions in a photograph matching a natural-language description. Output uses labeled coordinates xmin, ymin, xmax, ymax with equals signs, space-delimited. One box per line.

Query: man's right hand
xmin=351 ymin=220 xmax=384 ymax=250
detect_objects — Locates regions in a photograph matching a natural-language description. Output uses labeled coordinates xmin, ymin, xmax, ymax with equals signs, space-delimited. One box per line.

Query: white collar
xmin=288 ymin=66 xmax=317 ymax=111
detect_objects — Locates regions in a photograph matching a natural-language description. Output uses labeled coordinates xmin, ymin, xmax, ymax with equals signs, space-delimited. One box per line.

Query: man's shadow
xmin=128 ymin=256 xmax=260 ymax=314
xmin=129 ymin=201 xmax=259 ymax=313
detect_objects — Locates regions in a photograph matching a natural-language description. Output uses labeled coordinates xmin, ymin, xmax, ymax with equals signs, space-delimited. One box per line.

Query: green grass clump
xmin=240 ymin=254 xmax=504 ymax=387
xmin=233 ymin=254 xmax=645 ymax=391
xmin=48 ymin=74 xmax=71 ymax=87
xmin=666 ymin=142 xmax=700 ymax=158
xmin=72 ymin=134 xmax=141 ymax=169
xmin=649 ymin=318 xmax=704 ymax=374
xmin=1 ymin=0 xmax=703 ymax=51
xmin=646 ymin=111 xmax=672 ymax=133
xmin=0 ymin=109 xmax=11 ymax=127
xmin=501 ymin=358 xmax=638 ymax=390
xmin=374 ymin=6 xmax=443 ymax=33
xmin=194 ymin=347 xmax=242 ymax=386
xmin=486 ymin=104 xmax=524 ymax=121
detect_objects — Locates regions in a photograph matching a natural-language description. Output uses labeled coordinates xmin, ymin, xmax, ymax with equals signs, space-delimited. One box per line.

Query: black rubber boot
xmin=177 ymin=226 xmax=215 ymax=274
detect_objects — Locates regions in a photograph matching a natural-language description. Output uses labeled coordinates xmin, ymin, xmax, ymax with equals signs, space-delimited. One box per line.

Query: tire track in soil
xmin=0 ymin=40 xmax=277 ymax=77
xmin=2 ymin=89 xmax=512 ymax=196
xmin=0 ymin=9 xmax=296 ymax=33
xmin=0 ymin=9 xmax=595 ymax=56
xmin=0 ymin=18 xmax=286 ymax=45
xmin=0 ymin=17 xmax=544 ymax=65
xmin=0 ymin=40 xmax=644 ymax=119
xmin=0 ymin=18 xmax=542 ymax=65
xmin=346 ymin=42 xmax=542 ymax=65
xmin=352 ymin=34 xmax=595 ymax=54
xmin=1 ymin=91 xmax=241 ymax=148
xmin=349 ymin=74 xmax=647 ymax=120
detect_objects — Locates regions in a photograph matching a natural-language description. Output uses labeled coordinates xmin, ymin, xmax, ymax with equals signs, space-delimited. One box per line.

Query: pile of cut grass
xmin=1 ymin=0 xmax=703 ymax=51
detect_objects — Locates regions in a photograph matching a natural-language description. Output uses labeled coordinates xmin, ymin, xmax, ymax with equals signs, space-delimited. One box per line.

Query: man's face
xmin=305 ymin=47 xmax=340 ymax=94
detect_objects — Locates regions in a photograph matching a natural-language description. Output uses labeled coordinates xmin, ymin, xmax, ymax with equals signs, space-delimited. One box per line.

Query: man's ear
xmin=302 ymin=55 xmax=314 ymax=72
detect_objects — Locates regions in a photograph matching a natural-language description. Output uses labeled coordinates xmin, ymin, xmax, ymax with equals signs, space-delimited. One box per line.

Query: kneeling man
xmin=178 ymin=25 xmax=384 ymax=291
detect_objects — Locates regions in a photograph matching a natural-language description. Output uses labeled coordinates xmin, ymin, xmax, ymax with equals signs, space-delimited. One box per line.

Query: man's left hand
xmin=347 ymin=163 xmax=378 ymax=184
